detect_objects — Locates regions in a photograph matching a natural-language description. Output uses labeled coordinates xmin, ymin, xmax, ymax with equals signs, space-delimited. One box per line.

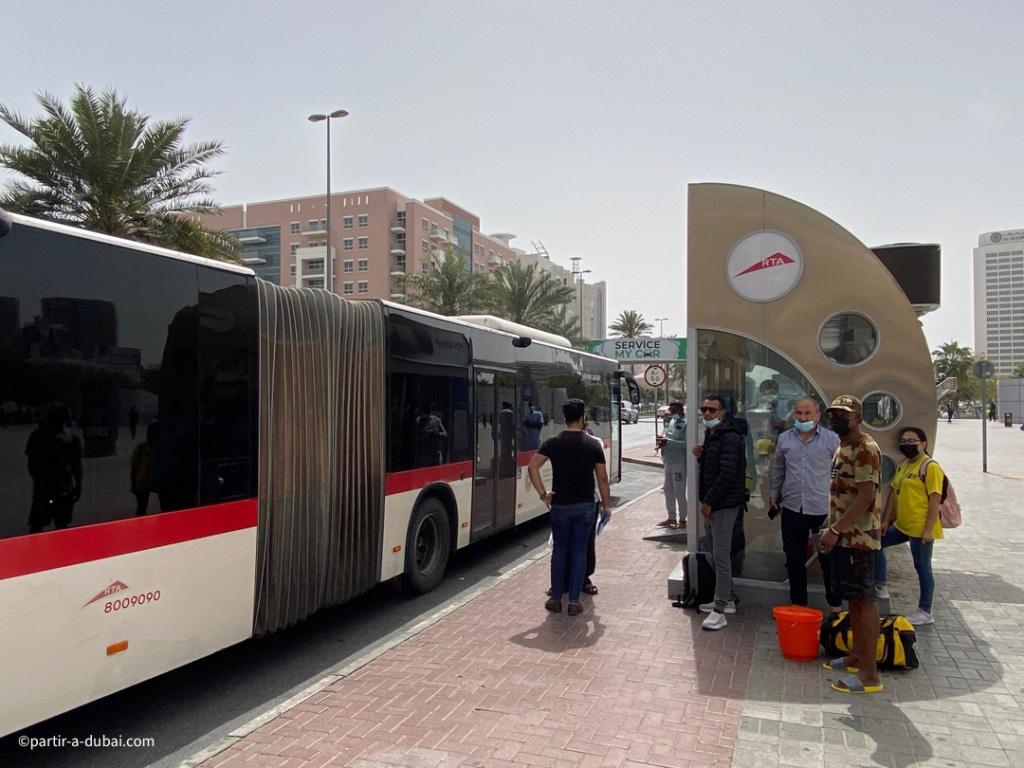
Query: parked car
xmin=619 ymin=401 xmax=639 ymax=424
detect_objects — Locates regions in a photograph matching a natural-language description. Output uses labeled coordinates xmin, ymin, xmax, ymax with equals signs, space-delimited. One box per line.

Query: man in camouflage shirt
xmin=818 ymin=395 xmax=884 ymax=694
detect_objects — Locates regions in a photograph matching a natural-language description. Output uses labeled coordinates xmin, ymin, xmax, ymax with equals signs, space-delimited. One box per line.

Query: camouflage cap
xmin=827 ymin=394 xmax=863 ymax=415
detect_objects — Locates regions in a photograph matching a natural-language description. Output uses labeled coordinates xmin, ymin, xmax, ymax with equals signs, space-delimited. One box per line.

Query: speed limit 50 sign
xmin=644 ymin=365 xmax=667 ymax=387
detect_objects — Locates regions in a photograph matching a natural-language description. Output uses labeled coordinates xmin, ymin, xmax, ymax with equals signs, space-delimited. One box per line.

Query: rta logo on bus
xmin=725 ymin=230 xmax=804 ymax=303
xmin=83 ymin=580 xmax=162 ymax=613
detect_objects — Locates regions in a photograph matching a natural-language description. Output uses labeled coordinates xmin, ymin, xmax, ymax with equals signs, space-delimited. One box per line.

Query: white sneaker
xmin=699 ymin=600 xmax=736 ymax=614
xmin=702 ymin=610 xmax=728 ymax=631
xmin=873 ymin=583 xmax=890 ymax=599
xmin=905 ymin=609 xmax=934 ymax=626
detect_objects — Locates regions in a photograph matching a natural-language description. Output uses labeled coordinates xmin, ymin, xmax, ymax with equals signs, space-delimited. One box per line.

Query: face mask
xmin=794 ymin=419 xmax=816 ymax=433
xmin=899 ymin=444 xmax=921 ymax=459
xmin=702 ymin=417 xmax=720 ymax=429
xmin=829 ymin=417 xmax=851 ymax=436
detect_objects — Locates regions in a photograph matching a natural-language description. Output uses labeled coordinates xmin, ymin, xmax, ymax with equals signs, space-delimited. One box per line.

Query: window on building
xmin=422 ymin=218 xmax=429 ymax=232
xmin=308 ymin=219 xmax=320 ymax=231
xmin=290 ymin=265 xmax=297 ymax=276
xmin=358 ymin=258 xmax=369 ymax=272
xmin=441 ymin=228 xmax=449 ymax=240
xmin=343 ymin=216 xmax=353 ymax=229
xmin=290 ymin=243 xmax=300 ymax=255
xmin=343 ymin=238 xmax=353 ymax=251
xmin=421 ymin=239 xmax=429 ymax=253
xmin=290 ymin=222 xmax=301 ymax=234
xmin=358 ymin=237 xmax=368 ymax=250
xmin=307 ymin=277 xmax=324 ymax=289
xmin=343 ymin=282 xmax=354 ymax=295
xmin=358 ymin=214 xmax=368 ymax=227
xmin=358 ymin=281 xmax=369 ymax=294
xmin=343 ymin=259 xmax=354 ymax=273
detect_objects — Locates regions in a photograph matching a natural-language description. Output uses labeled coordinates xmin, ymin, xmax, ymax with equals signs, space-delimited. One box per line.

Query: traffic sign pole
xmin=973 ymin=360 xmax=995 ymax=473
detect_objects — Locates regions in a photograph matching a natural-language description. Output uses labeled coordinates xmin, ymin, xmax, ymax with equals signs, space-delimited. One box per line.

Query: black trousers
xmin=781 ymin=508 xmax=840 ymax=607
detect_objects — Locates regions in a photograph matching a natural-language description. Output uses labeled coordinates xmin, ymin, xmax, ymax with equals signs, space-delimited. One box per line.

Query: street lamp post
xmin=654 ymin=316 xmax=668 ymax=337
xmin=308 ymin=109 xmax=349 ymax=293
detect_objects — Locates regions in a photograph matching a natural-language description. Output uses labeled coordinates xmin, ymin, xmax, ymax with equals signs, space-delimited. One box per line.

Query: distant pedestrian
xmin=945 ymin=403 xmax=954 ymax=424
xmin=875 ymin=427 xmax=943 ymax=626
xmin=818 ymin=395 xmax=884 ymax=694
xmin=989 ymin=401 xmax=997 ymax=422
xmin=528 ymin=398 xmax=611 ymax=616
xmin=693 ymin=394 xmax=746 ymax=631
xmin=128 ymin=406 xmax=139 ymax=439
xmin=523 ymin=402 xmax=544 ymax=450
xmin=656 ymin=400 xmax=687 ymax=529
xmin=769 ymin=397 xmax=842 ymax=611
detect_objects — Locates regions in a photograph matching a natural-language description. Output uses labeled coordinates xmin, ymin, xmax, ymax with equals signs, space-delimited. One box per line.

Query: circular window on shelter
xmin=881 ymin=455 xmax=897 ymax=485
xmin=863 ymin=392 xmax=902 ymax=430
xmin=818 ymin=313 xmax=878 ymax=366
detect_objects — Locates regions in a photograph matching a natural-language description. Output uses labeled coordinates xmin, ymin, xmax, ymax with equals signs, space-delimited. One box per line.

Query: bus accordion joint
xmin=106 ymin=641 xmax=129 ymax=656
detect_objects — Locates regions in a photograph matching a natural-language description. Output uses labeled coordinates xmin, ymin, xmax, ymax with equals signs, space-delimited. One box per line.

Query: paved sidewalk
xmin=193 ymin=421 xmax=1024 ymax=768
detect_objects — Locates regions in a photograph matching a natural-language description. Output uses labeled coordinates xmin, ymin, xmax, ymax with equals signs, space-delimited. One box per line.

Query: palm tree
xmin=0 ymin=86 xmax=239 ymax=260
xmin=932 ymin=340 xmax=975 ymax=406
xmin=404 ymin=249 xmax=493 ymax=316
xmin=489 ymin=262 xmax=576 ymax=328
xmin=609 ymin=309 xmax=653 ymax=338
xmin=538 ymin=304 xmax=582 ymax=346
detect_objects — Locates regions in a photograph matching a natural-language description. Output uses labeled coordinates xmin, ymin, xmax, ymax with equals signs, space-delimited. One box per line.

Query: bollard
xmin=1006 ymin=413 xmax=1013 ymax=428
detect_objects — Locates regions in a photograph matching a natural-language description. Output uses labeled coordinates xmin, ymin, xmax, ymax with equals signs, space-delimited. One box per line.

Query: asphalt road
xmin=1 ymin=463 xmax=662 ymax=768
xmin=621 ymin=417 xmax=666 ymax=453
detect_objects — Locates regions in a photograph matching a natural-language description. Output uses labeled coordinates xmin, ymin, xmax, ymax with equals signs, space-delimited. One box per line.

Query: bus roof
xmin=381 ymin=299 xmax=618 ymax=365
xmin=0 ymin=210 xmax=255 ymax=277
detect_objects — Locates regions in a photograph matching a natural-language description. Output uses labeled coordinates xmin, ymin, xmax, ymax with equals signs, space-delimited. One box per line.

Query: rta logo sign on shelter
xmin=725 ymin=230 xmax=804 ymax=303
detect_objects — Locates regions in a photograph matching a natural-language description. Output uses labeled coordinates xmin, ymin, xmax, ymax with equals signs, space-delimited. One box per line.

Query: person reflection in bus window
xmin=130 ymin=422 xmax=158 ymax=516
xmin=26 ymin=404 xmax=83 ymax=533
xmin=128 ymin=406 xmax=140 ymax=440
xmin=523 ymin=402 xmax=544 ymax=450
xmin=414 ymin=402 xmax=447 ymax=467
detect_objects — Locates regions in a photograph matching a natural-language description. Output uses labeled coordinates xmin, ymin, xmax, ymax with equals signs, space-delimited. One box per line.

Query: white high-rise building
xmin=973 ymin=229 xmax=1024 ymax=376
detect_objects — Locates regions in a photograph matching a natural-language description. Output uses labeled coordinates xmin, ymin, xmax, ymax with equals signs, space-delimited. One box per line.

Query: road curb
xmin=179 ymin=485 xmax=663 ymax=767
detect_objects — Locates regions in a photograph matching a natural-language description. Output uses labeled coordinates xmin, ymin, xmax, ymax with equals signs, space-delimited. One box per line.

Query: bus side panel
xmin=0 ymin=518 xmax=256 ymax=737
xmin=380 ymin=474 xmax=472 ymax=580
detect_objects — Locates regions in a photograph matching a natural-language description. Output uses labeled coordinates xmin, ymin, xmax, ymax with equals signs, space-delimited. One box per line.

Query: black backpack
xmin=676 ymin=552 xmax=716 ymax=609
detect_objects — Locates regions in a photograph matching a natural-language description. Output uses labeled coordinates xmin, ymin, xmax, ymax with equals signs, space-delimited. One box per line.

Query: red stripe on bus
xmin=0 ymin=499 xmax=258 ymax=581
xmin=384 ymin=461 xmax=474 ymax=496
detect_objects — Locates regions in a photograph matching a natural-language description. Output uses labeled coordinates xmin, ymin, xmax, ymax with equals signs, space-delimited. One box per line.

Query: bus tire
xmin=403 ymin=496 xmax=451 ymax=594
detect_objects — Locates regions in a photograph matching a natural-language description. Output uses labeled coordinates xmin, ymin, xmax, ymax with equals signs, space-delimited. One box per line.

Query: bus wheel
xmin=403 ymin=497 xmax=451 ymax=594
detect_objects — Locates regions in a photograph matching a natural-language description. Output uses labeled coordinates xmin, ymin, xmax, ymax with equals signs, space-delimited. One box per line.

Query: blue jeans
xmin=550 ymin=502 xmax=596 ymax=602
xmin=876 ymin=527 xmax=935 ymax=613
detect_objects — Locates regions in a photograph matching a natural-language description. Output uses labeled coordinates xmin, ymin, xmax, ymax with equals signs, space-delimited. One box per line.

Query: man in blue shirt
xmin=769 ymin=397 xmax=841 ymax=609
xmin=656 ymin=401 xmax=687 ymax=529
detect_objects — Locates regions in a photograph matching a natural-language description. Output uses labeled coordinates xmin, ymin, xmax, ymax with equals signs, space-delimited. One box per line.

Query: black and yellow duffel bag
xmin=819 ymin=612 xmax=920 ymax=670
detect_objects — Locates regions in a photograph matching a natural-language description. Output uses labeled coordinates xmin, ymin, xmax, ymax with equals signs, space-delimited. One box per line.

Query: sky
xmin=2 ymin=1 xmax=1022 ymax=349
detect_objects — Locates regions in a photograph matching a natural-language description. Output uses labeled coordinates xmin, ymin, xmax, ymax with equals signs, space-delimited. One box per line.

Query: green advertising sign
xmin=586 ymin=337 xmax=687 ymax=363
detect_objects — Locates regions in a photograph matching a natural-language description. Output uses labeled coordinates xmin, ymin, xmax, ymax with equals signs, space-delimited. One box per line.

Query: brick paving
xmin=194 ymin=420 xmax=1024 ymax=768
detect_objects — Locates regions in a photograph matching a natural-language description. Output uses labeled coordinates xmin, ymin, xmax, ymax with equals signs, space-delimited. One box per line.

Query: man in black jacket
xmin=693 ymin=394 xmax=746 ymax=631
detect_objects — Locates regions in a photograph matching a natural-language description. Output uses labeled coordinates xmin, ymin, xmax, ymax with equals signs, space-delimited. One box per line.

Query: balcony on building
xmin=391 ymin=260 xmax=407 ymax=276
xmin=296 ymin=245 xmax=334 ymax=262
xmin=241 ymin=256 xmax=267 ymax=266
xmin=390 ymin=245 xmax=406 ymax=256
xmin=390 ymin=217 xmax=406 ymax=234
xmin=237 ymin=234 xmax=267 ymax=245
xmin=304 ymin=225 xmax=328 ymax=236
xmin=429 ymin=229 xmax=443 ymax=240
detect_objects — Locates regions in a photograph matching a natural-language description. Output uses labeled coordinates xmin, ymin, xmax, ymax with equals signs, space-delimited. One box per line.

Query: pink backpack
xmin=918 ymin=458 xmax=961 ymax=529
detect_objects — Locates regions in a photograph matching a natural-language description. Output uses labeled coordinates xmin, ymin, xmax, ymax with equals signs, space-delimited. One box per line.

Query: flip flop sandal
xmin=823 ymin=657 xmax=859 ymax=673
xmin=583 ymin=583 xmax=599 ymax=595
xmin=831 ymin=673 xmax=883 ymax=694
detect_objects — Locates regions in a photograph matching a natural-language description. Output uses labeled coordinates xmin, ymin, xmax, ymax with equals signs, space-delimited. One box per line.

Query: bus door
xmin=471 ymin=368 xmax=517 ymax=539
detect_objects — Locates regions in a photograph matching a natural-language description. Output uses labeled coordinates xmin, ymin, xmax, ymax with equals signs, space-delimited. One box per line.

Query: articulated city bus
xmin=0 ymin=211 xmax=631 ymax=736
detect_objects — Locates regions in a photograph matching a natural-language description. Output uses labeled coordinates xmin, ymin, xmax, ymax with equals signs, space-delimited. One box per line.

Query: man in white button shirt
xmin=769 ymin=397 xmax=841 ymax=610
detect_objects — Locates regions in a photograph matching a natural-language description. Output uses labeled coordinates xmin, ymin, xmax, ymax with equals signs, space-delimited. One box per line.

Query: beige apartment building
xmin=195 ymin=187 xmax=606 ymax=338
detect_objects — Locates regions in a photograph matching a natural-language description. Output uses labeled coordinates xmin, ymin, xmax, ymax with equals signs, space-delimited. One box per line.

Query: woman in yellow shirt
xmin=875 ymin=426 xmax=943 ymax=626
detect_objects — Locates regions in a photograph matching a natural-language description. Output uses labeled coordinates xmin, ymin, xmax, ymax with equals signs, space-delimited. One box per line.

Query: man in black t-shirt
xmin=528 ymin=398 xmax=611 ymax=616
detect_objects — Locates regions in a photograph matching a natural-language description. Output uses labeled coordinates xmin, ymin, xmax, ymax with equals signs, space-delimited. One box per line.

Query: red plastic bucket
xmin=772 ymin=605 xmax=822 ymax=661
